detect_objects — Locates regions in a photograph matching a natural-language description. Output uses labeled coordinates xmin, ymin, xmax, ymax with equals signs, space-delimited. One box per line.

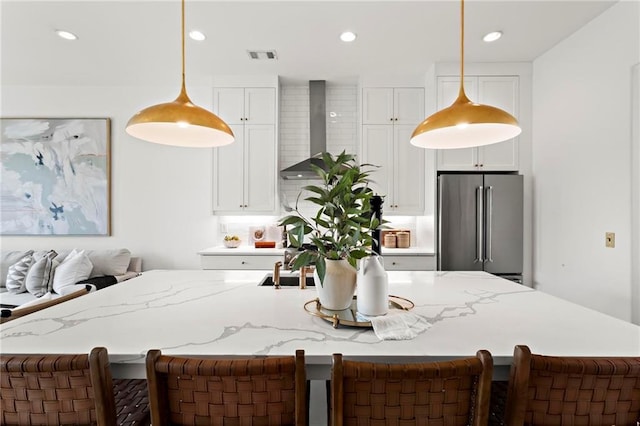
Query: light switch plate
xmin=605 ymin=232 xmax=615 ymax=248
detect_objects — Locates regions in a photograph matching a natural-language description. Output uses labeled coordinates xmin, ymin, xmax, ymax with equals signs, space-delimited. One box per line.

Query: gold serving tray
xmin=303 ymin=295 xmax=414 ymax=328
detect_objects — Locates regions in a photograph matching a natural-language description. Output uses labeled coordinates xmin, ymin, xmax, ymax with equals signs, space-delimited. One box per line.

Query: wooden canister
xmin=383 ymin=233 xmax=397 ymax=248
xmin=396 ymin=231 xmax=410 ymax=248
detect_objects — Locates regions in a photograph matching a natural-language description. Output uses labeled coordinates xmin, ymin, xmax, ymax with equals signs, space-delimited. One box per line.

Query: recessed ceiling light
xmin=340 ymin=31 xmax=357 ymax=43
xmin=55 ymin=30 xmax=78 ymax=40
xmin=189 ymin=30 xmax=206 ymax=41
xmin=483 ymin=31 xmax=502 ymax=43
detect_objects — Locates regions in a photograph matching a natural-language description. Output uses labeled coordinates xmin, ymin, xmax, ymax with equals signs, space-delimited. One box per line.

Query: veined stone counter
xmin=1 ymin=270 xmax=638 ymax=380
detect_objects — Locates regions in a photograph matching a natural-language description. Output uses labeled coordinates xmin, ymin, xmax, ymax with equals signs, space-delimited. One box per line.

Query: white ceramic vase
xmin=314 ymin=259 xmax=357 ymax=310
xmin=356 ymin=255 xmax=389 ymax=316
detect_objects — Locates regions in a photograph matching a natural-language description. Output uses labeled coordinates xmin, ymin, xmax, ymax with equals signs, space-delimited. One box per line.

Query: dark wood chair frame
xmin=146 ymin=349 xmax=307 ymax=426
xmin=331 ymin=350 xmax=493 ymax=426
xmin=504 ymin=344 xmax=640 ymax=426
xmin=0 ymin=285 xmax=91 ymax=324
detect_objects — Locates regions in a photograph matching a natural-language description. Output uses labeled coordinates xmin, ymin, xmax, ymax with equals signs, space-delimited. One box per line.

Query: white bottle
xmin=356 ymin=255 xmax=389 ymax=316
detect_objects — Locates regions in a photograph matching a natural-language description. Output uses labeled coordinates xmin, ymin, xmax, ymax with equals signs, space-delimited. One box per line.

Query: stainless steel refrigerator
xmin=437 ymin=173 xmax=523 ymax=282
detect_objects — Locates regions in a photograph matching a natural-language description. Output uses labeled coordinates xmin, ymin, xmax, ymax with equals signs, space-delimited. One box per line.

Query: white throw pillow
xmin=25 ymin=251 xmax=57 ymax=297
xmin=1 ymin=250 xmax=34 ymax=288
xmin=52 ymin=250 xmax=93 ymax=294
xmin=86 ymin=249 xmax=131 ymax=278
xmin=5 ymin=254 xmax=34 ymax=294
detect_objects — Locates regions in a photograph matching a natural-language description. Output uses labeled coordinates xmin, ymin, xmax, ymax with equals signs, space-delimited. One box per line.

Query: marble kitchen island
xmin=1 ymin=269 xmax=638 ymax=380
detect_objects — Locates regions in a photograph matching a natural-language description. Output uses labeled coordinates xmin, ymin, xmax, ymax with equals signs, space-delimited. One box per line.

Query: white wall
xmin=532 ymin=1 xmax=639 ymax=321
xmin=1 ymin=85 xmax=220 ymax=270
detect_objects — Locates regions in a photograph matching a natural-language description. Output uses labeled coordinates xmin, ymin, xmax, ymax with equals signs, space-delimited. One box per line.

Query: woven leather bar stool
xmin=0 ymin=347 xmax=117 ymax=425
xmin=331 ymin=350 xmax=493 ymax=426
xmin=504 ymin=345 xmax=640 ymax=425
xmin=145 ymin=349 xmax=306 ymax=426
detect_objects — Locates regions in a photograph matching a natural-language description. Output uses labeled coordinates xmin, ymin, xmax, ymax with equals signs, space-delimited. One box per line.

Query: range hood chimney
xmin=280 ymin=80 xmax=327 ymax=180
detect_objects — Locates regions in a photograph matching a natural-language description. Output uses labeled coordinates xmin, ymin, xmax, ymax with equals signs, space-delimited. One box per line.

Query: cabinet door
xmin=383 ymin=255 xmax=435 ymax=271
xmin=394 ymin=88 xmax=424 ymax=125
xmin=477 ymin=76 xmax=519 ymax=171
xmin=393 ymin=125 xmax=425 ymax=215
xmin=213 ymin=124 xmax=245 ymax=211
xmin=244 ymin=88 xmax=276 ymax=124
xmin=436 ymin=77 xmax=479 ymax=170
xmin=244 ymin=125 xmax=276 ymax=212
xmin=200 ymin=255 xmax=282 ymax=270
xmin=213 ymin=88 xmax=245 ymax=125
xmin=361 ymin=125 xmax=393 ymax=201
xmin=362 ymin=88 xmax=394 ymax=124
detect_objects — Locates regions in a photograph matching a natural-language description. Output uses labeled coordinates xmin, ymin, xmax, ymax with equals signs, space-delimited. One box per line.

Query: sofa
xmin=0 ymin=248 xmax=141 ymax=314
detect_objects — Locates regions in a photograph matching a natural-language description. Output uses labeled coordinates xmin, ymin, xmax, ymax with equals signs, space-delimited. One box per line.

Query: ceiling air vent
xmin=247 ymin=50 xmax=278 ymax=60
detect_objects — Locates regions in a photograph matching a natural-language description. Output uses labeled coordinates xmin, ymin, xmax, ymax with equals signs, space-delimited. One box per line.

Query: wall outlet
xmin=220 ymin=223 xmax=228 ymax=234
xmin=605 ymin=232 xmax=615 ymax=248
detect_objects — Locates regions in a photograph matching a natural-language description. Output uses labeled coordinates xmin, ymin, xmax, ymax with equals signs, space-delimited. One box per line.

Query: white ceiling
xmin=1 ymin=0 xmax=618 ymax=86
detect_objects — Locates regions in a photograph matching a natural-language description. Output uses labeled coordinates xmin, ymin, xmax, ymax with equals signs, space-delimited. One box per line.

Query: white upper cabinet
xmin=361 ymin=87 xmax=426 ymax=215
xmin=212 ymin=86 xmax=277 ymax=214
xmin=213 ymin=87 xmax=276 ymax=125
xmin=362 ymin=125 xmax=393 ymax=198
xmin=213 ymin=125 xmax=244 ymax=211
xmin=362 ymin=88 xmax=425 ymax=125
xmin=436 ymin=76 xmax=520 ymax=171
xmin=244 ymin=125 xmax=276 ymax=211
xmin=393 ymin=124 xmax=425 ymax=213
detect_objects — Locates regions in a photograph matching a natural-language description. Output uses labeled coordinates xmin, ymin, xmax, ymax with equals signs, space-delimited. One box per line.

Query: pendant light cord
xmin=460 ymin=0 xmax=464 ymax=86
xmin=180 ymin=0 xmax=187 ymax=96
xmin=458 ymin=0 xmax=467 ymax=99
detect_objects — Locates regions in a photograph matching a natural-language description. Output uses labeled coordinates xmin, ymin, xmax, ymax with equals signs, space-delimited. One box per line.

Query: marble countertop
xmin=198 ymin=246 xmax=435 ymax=256
xmin=1 ymin=270 xmax=638 ymax=379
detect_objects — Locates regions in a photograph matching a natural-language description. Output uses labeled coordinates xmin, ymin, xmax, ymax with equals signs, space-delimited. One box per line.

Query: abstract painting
xmin=0 ymin=118 xmax=110 ymax=235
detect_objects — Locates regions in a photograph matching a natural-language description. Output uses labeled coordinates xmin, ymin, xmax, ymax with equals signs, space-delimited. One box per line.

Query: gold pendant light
xmin=410 ymin=0 xmax=521 ymax=149
xmin=126 ymin=0 xmax=234 ymax=148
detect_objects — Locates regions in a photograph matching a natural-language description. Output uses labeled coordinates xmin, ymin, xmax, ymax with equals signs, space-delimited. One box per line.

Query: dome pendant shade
xmin=410 ymin=0 xmax=521 ymax=149
xmin=125 ymin=0 xmax=234 ymax=148
xmin=126 ymin=87 xmax=234 ymax=148
xmin=410 ymin=90 xmax=521 ymax=149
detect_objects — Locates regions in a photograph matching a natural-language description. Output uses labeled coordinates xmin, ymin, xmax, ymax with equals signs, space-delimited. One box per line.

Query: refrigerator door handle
xmin=476 ymin=186 xmax=484 ymax=263
xmin=486 ymin=186 xmax=494 ymax=263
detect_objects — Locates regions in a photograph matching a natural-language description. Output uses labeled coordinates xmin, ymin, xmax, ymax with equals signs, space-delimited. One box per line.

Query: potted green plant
xmin=279 ymin=151 xmax=380 ymax=310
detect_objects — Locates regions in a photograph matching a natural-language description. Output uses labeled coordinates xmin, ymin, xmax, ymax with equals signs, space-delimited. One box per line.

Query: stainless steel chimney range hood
xmin=280 ymin=80 xmax=327 ymax=180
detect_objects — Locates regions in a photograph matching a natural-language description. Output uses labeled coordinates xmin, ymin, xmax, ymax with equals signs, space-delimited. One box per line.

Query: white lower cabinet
xmin=382 ymin=255 xmax=435 ymax=271
xmin=200 ymin=253 xmax=434 ymax=271
xmin=200 ymin=255 xmax=282 ymax=270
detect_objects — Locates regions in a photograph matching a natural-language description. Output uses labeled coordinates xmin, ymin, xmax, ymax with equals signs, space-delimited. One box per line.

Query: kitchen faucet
xmin=273 ymin=261 xmax=282 ymax=289
xmin=272 ymin=261 xmax=313 ymax=289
